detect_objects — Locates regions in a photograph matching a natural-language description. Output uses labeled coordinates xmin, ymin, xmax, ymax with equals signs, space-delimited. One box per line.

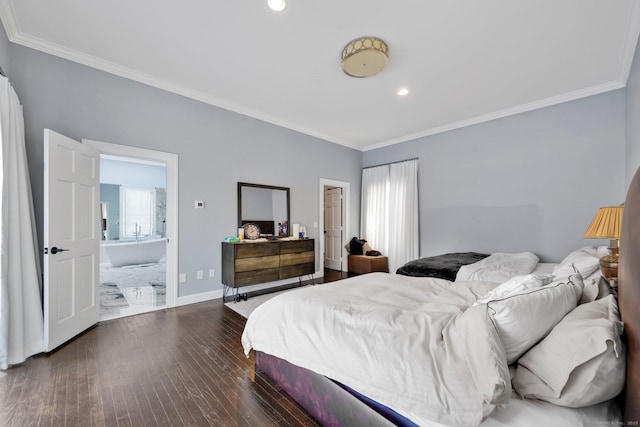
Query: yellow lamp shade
xmin=584 ymin=206 xmax=623 ymax=239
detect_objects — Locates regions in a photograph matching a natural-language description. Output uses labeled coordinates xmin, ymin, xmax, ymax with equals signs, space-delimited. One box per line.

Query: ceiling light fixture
xmin=397 ymin=88 xmax=409 ymax=96
xmin=341 ymin=36 xmax=389 ymax=78
xmin=267 ymin=0 xmax=286 ymax=11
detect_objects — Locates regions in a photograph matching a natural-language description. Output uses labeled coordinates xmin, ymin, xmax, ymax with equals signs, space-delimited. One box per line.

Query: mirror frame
xmin=238 ymin=182 xmax=291 ymax=236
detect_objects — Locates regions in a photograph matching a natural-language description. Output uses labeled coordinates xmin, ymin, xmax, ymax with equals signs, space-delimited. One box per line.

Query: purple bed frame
xmin=255 ymin=351 xmax=415 ymax=426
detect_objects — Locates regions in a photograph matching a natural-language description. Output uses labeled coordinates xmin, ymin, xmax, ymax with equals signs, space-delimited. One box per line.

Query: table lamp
xmin=583 ymin=205 xmax=624 ymax=278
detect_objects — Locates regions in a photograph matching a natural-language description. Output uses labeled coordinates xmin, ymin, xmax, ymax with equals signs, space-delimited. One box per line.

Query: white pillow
xmin=456 ymin=252 xmax=540 ymax=283
xmin=486 ymin=279 xmax=578 ymax=364
xmin=552 ymin=246 xmax=609 ymax=283
xmin=581 ymin=270 xmax=602 ymax=304
xmin=475 ymin=274 xmax=552 ymax=305
xmin=513 ymin=295 xmax=625 ymax=407
xmin=449 ymin=304 xmax=511 ymax=406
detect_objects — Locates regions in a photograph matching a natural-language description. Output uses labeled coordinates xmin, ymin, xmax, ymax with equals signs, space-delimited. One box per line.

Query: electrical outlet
xmin=197 ymin=270 xmax=204 ymax=280
xmin=179 ymin=273 xmax=187 ymax=283
xmin=209 ymin=269 xmax=215 ymax=277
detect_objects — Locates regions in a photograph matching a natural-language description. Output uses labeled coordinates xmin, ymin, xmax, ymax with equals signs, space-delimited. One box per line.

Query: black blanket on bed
xmin=395 ymin=252 xmax=490 ymax=281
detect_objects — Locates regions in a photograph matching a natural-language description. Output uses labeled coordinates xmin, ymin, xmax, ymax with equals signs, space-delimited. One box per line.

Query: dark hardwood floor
xmin=0 ymin=269 xmax=348 ymax=427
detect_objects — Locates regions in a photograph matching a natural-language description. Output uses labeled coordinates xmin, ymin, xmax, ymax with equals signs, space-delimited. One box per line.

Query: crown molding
xmin=2 ymin=27 xmax=632 ymax=154
xmin=1 ymin=0 xmax=636 ymax=154
xmin=3 ymin=23 xmax=359 ymax=150
xmin=363 ymin=80 xmax=625 ymax=152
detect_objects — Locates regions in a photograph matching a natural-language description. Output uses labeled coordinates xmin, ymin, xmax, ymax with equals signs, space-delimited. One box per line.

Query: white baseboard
xmin=173 ymin=271 xmax=323 ymax=307
xmin=176 ymin=289 xmax=223 ymax=307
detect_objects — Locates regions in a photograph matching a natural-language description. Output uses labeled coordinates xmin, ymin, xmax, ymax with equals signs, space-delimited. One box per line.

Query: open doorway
xmin=84 ymin=139 xmax=178 ymax=321
xmin=98 ymin=155 xmax=167 ymax=320
xmin=319 ymin=179 xmax=350 ymax=273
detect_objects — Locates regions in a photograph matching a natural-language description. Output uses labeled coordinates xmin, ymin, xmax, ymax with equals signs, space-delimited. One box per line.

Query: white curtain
xmin=388 ymin=160 xmax=419 ymax=272
xmin=361 ymin=159 xmax=418 ymax=273
xmin=0 ymin=76 xmax=44 ymax=370
xmin=361 ymin=165 xmax=389 ymax=254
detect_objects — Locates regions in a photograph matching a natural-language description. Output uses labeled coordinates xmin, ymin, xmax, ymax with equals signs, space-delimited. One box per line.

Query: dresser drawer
xmin=280 ymin=239 xmax=314 ymax=254
xmin=234 ymin=242 xmax=279 ymax=258
xmin=280 ymin=250 xmax=314 ymax=267
xmin=235 ymin=254 xmax=279 ymax=272
xmin=235 ymin=268 xmax=281 ymax=286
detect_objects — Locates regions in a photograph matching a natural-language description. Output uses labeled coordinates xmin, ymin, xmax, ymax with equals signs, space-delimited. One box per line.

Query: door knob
xmin=49 ymin=247 xmax=69 ymax=254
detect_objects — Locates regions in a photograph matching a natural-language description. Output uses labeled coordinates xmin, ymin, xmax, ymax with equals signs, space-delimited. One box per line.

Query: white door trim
xmin=319 ymin=178 xmax=350 ymax=273
xmin=83 ymin=139 xmax=179 ymax=309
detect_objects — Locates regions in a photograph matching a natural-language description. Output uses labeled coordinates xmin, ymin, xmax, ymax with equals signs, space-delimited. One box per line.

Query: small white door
xmin=43 ymin=129 xmax=100 ymax=351
xmin=324 ymin=187 xmax=343 ymax=270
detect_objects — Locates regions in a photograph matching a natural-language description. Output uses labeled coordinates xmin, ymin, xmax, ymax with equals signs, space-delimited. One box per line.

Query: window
xmin=120 ymin=186 xmax=155 ymax=239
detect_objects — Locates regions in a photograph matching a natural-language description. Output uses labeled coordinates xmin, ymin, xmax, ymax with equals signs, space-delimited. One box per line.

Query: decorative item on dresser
xmin=584 ymin=205 xmax=624 ymax=278
xmin=221 ymin=239 xmax=314 ymax=302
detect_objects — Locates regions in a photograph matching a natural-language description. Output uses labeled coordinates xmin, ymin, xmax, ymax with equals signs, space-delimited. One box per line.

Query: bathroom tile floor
xmin=99 ymin=260 xmax=167 ymax=321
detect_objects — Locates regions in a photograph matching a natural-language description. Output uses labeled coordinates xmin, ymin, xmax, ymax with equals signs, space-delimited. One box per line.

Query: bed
xmin=241 ymin=168 xmax=640 ymax=426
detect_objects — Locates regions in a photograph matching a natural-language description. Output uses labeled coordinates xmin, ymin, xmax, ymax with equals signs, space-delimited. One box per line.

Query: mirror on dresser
xmin=238 ymin=182 xmax=290 ymax=237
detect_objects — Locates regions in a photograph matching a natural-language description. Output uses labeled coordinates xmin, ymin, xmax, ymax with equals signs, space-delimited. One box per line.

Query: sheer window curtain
xmin=0 ymin=76 xmax=44 ymax=370
xmin=361 ymin=159 xmax=418 ymax=272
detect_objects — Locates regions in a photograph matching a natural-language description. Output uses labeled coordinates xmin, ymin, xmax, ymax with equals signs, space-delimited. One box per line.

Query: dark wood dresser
xmin=222 ymin=239 xmax=315 ymax=301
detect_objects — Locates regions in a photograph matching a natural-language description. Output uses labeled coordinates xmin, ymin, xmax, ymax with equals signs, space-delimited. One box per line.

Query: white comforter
xmin=241 ymin=273 xmax=511 ymax=427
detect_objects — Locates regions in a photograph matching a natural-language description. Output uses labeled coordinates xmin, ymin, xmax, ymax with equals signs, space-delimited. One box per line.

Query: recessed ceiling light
xmin=397 ymin=88 xmax=409 ymax=96
xmin=268 ymin=0 xmax=286 ymax=11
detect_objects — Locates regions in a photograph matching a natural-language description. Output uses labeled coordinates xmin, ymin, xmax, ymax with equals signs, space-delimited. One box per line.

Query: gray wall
xmin=3 ymin=31 xmax=362 ymax=297
xmin=627 ymin=34 xmax=640 ymax=188
xmin=364 ymin=92 xmax=626 ymax=262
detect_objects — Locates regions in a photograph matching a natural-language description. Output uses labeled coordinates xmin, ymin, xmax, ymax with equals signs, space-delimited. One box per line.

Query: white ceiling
xmin=1 ymin=1 xmax=639 ymax=151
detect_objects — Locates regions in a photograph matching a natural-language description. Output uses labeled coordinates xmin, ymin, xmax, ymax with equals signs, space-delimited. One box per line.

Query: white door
xmin=324 ymin=187 xmax=343 ymax=270
xmin=43 ymin=129 xmax=100 ymax=351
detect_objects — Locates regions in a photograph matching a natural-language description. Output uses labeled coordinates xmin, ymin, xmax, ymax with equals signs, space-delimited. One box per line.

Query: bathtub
xmin=101 ymin=237 xmax=167 ymax=267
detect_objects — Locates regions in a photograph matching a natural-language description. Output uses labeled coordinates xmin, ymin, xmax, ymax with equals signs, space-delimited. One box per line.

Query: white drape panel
xmin=0 ymin=76 xmax=44 ymax=370
xmin=360 ymin=159 xmax=418 ymax=273
xmin=360 ymin=165 xmax=389 ymax=255
xmin=388 ymin=159 xmax=419 ymax=272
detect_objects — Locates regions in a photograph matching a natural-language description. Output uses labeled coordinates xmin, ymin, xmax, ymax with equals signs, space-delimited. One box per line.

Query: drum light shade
xmin=341 ymin=36 xmax=389 ymax=78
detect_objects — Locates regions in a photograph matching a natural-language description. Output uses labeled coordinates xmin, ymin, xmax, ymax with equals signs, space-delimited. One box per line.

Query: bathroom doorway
xmin=84 ymin=140 xmax=178 ymax=321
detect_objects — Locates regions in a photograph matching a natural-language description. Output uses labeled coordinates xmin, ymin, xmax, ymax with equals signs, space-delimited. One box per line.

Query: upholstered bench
xmin=347 ymin=255 xmax=389 ymax=275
